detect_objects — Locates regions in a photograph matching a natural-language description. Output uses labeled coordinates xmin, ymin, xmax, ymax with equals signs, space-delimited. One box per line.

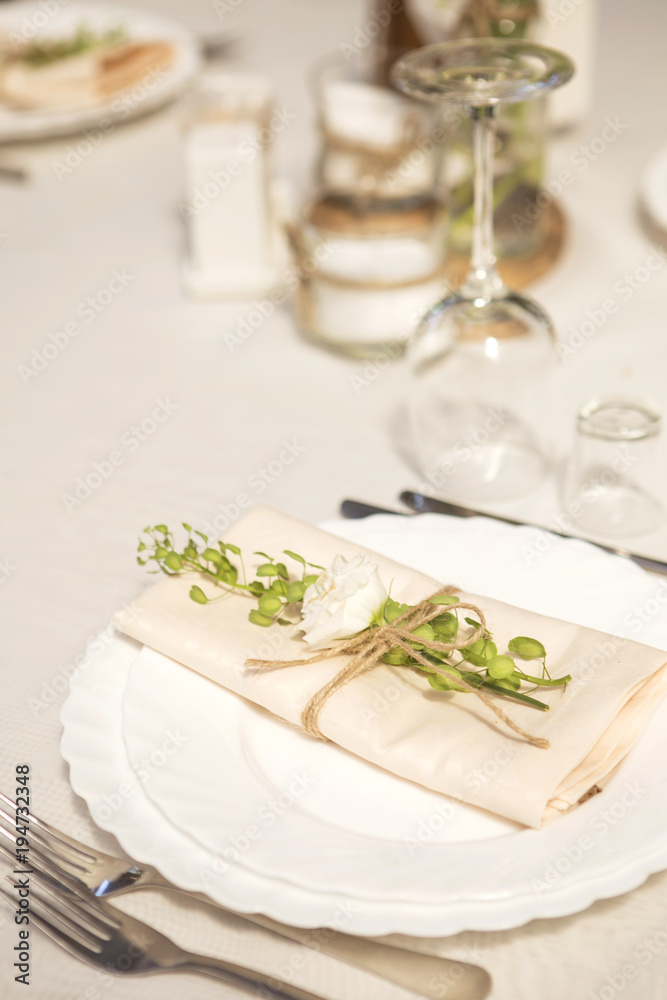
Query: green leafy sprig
xmin=379 ymin=595 xmax=570 ymax=712
xmin=138 ymin=524 xmax=571 ymax=712
xmin=138 ymin=523 xmax=322 ymax=628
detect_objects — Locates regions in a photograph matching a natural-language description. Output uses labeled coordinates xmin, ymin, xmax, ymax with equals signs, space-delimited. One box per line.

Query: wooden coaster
xmin=443 ymin=199 xmax=567 ymax=290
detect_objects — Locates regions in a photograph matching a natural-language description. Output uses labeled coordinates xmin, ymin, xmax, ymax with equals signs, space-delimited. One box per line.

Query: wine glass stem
xmin=465 ymin=104 xmax=504 ymax=302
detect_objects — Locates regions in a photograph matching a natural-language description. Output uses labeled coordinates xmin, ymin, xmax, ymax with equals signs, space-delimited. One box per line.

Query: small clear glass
xmin=563 ymin=397 xmax=666 ymax=537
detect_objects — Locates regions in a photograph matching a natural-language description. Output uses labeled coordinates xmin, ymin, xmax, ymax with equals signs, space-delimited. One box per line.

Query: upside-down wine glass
xmin=392 ymin=40 xmax=574 ymax=502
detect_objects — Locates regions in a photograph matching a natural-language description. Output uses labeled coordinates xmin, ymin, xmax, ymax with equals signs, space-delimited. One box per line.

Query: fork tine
xmin=0 ymin=876 xmax=107 ymax=952
xmin=3 ymin=870 xmax=119 ymax=939
xmin=0 ymin=793 xmax=95 ymax=866
xmin=0 ymin=883 xmax=104 ymax=964
xmin=0 ymin=811 xmax=91 ymax=883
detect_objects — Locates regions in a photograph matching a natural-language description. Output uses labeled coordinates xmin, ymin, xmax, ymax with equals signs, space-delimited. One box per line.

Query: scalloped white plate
xmin=61 ymin=514 xmax=667 ymax=936
xmin=0 ymin=2 xmax=199 ymax=141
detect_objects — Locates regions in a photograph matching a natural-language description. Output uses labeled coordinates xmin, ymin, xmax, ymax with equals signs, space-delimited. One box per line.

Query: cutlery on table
xmin=0 ymin=793 xmax=492 ymax=1000
xmin=340 ymin=494 xmax=667 ymax=576
xmin=398 ymin=490 xmax=667 ymax=575
xmin=0 ymin=869 xmax=324 ymax=1000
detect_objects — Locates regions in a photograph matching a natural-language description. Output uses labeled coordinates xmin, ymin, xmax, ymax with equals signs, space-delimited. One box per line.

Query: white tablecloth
xmin=2 ymin=0 xmax=667 ymax=997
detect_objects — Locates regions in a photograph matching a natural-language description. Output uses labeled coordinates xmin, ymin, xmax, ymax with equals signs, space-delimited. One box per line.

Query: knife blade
xmin=399 ymin=490 xmax=667 ymax=576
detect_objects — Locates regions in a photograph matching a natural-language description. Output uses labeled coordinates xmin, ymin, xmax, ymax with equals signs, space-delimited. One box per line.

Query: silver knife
xmin=398 ymin=491 xmax=667 ymax=576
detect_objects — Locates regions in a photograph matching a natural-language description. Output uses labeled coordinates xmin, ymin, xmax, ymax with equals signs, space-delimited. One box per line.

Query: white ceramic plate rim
xmin=60 ymin=515 xmax=667 ymax=935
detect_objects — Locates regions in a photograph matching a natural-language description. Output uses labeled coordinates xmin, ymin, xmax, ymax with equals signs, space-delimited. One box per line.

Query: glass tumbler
xmin=563 ymin=397 xmax=666 ymax=537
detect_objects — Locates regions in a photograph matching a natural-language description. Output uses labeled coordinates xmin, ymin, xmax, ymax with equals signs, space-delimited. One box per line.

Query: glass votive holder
xmin=563 ymin=397 xmax=666 ymax=537
xmin=291 ymin=193 xmax=448 ymax=358
xmin=312 ymin=51 xmax=442 ymax=204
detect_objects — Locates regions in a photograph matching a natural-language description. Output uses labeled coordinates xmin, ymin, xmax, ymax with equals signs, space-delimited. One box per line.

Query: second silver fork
xmin=0 ymin=791 xmax=492 ymax=1000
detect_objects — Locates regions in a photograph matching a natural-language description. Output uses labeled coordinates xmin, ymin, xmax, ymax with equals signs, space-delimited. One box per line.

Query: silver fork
xmin=0 ymin=870 xmax=326 ymax=1000
xmin=0 ymin=792 xmax=492 ymax=1000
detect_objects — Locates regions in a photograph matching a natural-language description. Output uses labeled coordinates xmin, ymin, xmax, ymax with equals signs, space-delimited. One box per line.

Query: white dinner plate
xmin=0 ymin=2 xmax=199 ymax=141
xmin=641 ymin=142 xmax=667 ymax=233
xmin=61 ymin=514 xmax=667 ymax=936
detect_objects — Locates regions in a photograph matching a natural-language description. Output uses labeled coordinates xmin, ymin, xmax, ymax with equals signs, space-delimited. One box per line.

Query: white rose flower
xmin=300 ymin=553 xmax=388 ymax=649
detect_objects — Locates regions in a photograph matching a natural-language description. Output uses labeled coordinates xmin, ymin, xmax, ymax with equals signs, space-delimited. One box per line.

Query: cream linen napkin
xmin=114 ymin=505 xmax=667 ymax=828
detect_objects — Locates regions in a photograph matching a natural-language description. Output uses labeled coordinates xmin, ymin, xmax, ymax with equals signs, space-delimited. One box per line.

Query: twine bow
xmin=246 ymin=586 xmax=550 ymax=749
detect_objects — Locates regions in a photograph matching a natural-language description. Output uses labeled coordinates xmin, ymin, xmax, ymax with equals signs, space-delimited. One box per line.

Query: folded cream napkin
xmin=114 ymin=505 xmax=667 ymax=828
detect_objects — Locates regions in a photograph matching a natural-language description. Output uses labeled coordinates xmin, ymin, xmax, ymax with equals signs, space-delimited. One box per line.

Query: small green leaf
xmin=204 ymin=547 xmax=222 ymax=564
xmin=277 ymin=618 xmax=292 ymax=626
xmin=165 ymin=552 xmax=183 ymax=571
xmin=283 ymin=549 xmax=305 ymax=566
xmin=226 ymin=543 xmax=241 ymax=556
xmin=258 ymin=594 xmax=283 ymax=616
xmin=249 ymin=609 xmax=273 ymax=627
xmin=426 ymin=668 xmax=466 ymax=692
xmin=248 ymin=581 xmax=265 ymax=596
xmin=137 ymin=541 xmax=146 ymax=552
xmin=136 ymin=556 xmax=146 ymax=565
xmin=461 ymin=638 xmax=496 ymax=667
xmin=303 ymin=574 xmax=319 ymax=587
xmin=381 ymin=647 xmax=410 ymax=665
xmin=486 ymin=655 xmax=516 ymax=679
xmin=182 ymin=522 xmax=192 ymax=532
xmin=307 ymin=561 xmax=325 ymax=571
xmin=412 ymin=623 xmax=435 ymax=641
xmin=254 ymin=551 xmax=272 ymax=560
xmin=270 ymin=578 xmax=288 ymax=596
xmin=256 ymin=563 xmax=278 ymax=577
xmin=184 ymin=544 xmax=198 ymax=560
xmin=286 ymin=581 xmax=306 ymax=603
xmin=276 ymin=562 xmax=288 ymax=581
xmin=194 ymin=530 xmax=209 ymax=543
xmin=431 ymin=612 xmax=458 ymax=641
xmin=508 ymin=636 xmax=547 ymax=660
xmin=155 ymin=546 xmax=168 ymax=559
xmin=464 ymin=617 xmax=481 ymax=629
xmin=155 ymin=524 xmax=168 ymax=534
xmin=220 ymin=568 xmax=238 ymax=586
xmin=189 ymin=585 xmax=209 ymax=604
xmin=429 ymin=595 xmax=460 ymax=605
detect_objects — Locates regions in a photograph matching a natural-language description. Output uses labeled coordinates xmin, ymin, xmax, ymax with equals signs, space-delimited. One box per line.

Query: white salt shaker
xmin=182 ymin=73 xmax=286 ymax=298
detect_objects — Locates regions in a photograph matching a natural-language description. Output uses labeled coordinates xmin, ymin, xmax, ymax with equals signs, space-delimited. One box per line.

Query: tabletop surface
xmin=2 ymin=0 xmax=667 ymax=998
